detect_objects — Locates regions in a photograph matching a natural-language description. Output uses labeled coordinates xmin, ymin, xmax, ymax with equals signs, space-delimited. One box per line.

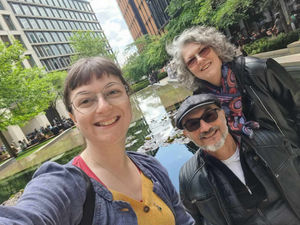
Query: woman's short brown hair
xmin=63 ymin=57 xmax=129 ymax=113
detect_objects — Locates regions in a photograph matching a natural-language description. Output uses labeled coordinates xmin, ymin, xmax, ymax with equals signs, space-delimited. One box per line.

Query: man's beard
xmin=198 ymin=120 xmax=228 ymax=152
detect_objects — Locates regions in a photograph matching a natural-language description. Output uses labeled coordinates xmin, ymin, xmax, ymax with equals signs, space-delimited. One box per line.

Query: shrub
xmin=244 ymin=29 xmax=300 ymax=55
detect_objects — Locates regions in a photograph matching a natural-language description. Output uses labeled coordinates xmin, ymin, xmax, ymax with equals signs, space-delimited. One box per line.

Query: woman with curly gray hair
xmin=167 ymin=25 xmax=300 ymax=146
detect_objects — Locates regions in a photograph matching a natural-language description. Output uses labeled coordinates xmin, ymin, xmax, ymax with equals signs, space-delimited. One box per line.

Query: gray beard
xmin=198 ymin=120 xmax=228 ymax=152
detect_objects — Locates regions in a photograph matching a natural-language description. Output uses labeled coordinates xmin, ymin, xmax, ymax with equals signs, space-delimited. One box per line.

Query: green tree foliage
xmin=0 ymin=40 xmax=56 ymax=157
xmin=69 ymin=31 xmax=115 ymax=63
xmin=123 ymin=34 xmax=168 ymax=83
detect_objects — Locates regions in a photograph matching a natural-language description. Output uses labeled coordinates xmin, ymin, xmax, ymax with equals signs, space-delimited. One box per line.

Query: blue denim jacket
xmin=0 ymin=152 xmax=194 ymax=225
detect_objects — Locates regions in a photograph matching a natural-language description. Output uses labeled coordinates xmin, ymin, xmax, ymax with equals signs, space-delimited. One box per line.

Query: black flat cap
xmin=175 ymin=94 xmax=221 ymax=129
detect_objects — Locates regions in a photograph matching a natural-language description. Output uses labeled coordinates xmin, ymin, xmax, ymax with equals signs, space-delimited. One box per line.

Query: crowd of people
xmin=0 ymin=20 xmax=299 ymax=225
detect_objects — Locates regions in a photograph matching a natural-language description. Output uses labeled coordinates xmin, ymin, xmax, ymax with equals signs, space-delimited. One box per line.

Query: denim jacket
xmin=0 ymin=151 xmax=194 ymax=225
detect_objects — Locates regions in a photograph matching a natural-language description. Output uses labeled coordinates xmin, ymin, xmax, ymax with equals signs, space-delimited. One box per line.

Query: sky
xmin=89 ymin=0 xmax=135 ymax=66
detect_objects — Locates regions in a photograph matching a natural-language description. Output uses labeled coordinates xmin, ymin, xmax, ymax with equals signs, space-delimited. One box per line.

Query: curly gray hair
xmin=166 ymin=26 xmax=239 ymax=90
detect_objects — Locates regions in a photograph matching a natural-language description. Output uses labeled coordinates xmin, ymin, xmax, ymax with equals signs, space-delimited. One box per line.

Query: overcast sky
xmin=89 ymin=0 xmax=135 ymax=65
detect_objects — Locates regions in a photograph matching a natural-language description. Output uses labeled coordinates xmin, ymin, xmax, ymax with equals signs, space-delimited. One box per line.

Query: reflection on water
xmin=127 ymin=83 xmax=191 ymax=152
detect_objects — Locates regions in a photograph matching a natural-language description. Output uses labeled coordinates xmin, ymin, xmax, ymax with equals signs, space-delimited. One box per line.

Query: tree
xmin=0 ymin=40 xmax=56 ymax=157
xmin=69 ymin=31 xmax=116 ymax=63
xmin=122 ymin=34 xmax=168 ymax=83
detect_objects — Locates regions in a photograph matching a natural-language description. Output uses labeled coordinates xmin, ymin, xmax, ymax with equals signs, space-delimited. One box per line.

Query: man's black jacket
xmin=179 ymin=130 xmax=300 ymax=225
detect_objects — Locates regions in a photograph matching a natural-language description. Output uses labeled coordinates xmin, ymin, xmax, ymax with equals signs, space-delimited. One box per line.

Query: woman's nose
xmin=95 ymin=95 xmax=112 ymax=113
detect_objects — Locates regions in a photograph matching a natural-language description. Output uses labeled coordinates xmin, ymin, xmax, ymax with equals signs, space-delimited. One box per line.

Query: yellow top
xmin=110 ymin=172 xmax=175 ymax=225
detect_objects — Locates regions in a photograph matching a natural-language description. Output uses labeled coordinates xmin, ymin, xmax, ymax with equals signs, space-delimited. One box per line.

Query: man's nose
xmin=198 ymin=119 xmax=212 ymax=132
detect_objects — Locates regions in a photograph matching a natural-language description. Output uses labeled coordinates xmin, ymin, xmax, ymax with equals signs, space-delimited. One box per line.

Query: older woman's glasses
xmin=186 ymin=46 xmax=211 ymax=68
xmin=71 ymin=83 xmax=128 ymax=114
xmin=183 ymin=108 xmax=220 ymax=132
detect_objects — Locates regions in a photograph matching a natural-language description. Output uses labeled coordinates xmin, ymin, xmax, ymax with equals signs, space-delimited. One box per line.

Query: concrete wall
xmin=21 ymin=114 xmax=51 ymax=135
xmin=0 ymin=128 xmax=85 ymax=180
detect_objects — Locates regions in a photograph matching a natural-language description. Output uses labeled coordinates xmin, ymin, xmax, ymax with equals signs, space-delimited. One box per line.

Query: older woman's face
xmin=69 ymin=74 xmax=132 ymax=145
xmin=182 ymin=42 xmax=222 ymax=86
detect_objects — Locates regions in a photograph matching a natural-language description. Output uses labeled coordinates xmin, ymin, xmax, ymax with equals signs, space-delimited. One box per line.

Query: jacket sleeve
xmin=264 ymin=58 xmax=300 ymax=136
xmin=179 ymin=165 xmax=212 ymax=225
xmin=0 ymin=162 xmax=87 ymax=225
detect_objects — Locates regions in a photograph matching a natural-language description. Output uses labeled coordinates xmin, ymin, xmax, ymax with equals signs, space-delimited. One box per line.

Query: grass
xmin=16 ymin=137 xmax=55 ymax=161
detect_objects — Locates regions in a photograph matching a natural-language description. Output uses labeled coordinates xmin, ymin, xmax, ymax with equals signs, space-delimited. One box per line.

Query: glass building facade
xmin=0 ymin=0 xmax=114 ymax=71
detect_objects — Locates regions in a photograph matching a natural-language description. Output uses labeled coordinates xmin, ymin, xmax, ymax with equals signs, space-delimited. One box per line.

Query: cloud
xmin=89 ymin=0 xmax=135 ymax=65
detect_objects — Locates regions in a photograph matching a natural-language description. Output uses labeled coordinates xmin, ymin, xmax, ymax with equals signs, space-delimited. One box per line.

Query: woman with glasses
xmin=166 ymin=25 xmax=300 ymax=145
xmin=0 ymin=57 xmax=194 ymax=225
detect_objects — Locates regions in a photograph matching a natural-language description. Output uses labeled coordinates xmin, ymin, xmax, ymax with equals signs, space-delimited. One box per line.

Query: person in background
xmin=0 ymin=57 xmax=194 ymax=225
xmin=272 ymin=13 xmax=283 ymax=36
xmin=166 ymin=25 xmax=300 ymax=146
xmin=176 ymin=93 xmax=300 ymax=225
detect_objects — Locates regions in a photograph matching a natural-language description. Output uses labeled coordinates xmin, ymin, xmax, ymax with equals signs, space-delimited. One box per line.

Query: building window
xmin=30 ymin=6 xmax=40 ymax=16
xmin=57 ymin=32 xmax=66 ymax=42
xmin=11 ymin=3 xmax=23 ymax=14
xmin=45 ymin=8 xmax=53 ymax=17
xmin=42 ymin=45 xmax=53 ymax=56
xmin=37 ymin=19 xmax=47 ymax=29
xmin=28 ymin=18 xmax=39 ymax=29
xmin=3 ymin=15 xmax=16 ymax=30
xmin=26 ymin=32 xmax=37 ymax=43
xmin=36 ymin=32 xmax=46 ymax=42
xmin=38 ymin=7 xmax=47 ymax=17
xmin=22 ymin=5 xmax=31 ymax=15
xmin=51 ymin=32 xmax=60 ymax=42
xmin=0 ymin=35 xmax=11 ymax=46
xmin=27 ymin=55 xmax=36 ymax=67
xmin=19 ymin=18 xmax=31 ymax=29
xmin=14 ymin=35 xmax=27 ymax=49
xmin=43 ymin=32 xmax=53 ymax=42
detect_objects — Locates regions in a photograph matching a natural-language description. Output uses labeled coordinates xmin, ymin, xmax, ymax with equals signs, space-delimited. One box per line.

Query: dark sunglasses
xmin=183 ymin=108 xmax=220 ymax=132
xmin=186 ymin=46 xmax=211 ymax=68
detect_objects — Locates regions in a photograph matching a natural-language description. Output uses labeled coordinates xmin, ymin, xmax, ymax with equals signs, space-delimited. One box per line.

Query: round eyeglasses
xmin=185 ymin=46 xmax=211 ymax=69
xmin=71 ymin=82 xmax=128 ymax=114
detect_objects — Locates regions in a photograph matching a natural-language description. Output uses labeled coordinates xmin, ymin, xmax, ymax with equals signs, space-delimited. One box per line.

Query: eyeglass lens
xmin=183 ymin=108 xmax=219 ymax=132
xmin=72 ymin=83 xmax=127 ymax=114
xmin=186 ymin=46 xmax=211 ymax=68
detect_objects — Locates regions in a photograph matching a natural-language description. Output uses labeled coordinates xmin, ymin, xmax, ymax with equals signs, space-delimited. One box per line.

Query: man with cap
xmin=176 ymin=93 xmax=300 ymax=225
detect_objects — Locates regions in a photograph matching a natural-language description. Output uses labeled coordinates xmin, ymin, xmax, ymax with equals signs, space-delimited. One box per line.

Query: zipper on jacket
xmin=249 ymin=86 xmax=285 ymax=136
xmin=245 ymin=185 xmax=252 ymax=195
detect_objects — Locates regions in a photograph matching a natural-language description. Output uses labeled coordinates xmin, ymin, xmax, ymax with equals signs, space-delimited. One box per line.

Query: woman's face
xmin=69 ymin=74 xmax=132 ymax=145
xmin=181 ymin=42 xmax=223 ymax=86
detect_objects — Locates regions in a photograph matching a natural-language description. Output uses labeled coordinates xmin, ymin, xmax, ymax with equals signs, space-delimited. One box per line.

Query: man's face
xmin=182 ymin=104 xmax=228 ymax=152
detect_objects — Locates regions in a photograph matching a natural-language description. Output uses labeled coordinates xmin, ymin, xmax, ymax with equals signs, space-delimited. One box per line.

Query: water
xmin=127 ymin=82 xmax=194 ymax=190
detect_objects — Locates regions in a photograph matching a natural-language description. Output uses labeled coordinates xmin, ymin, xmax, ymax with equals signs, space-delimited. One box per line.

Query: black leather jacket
xmin=179 ymin=130 xmax=300 ymax=225
xmin=195 ymin=56 xmax=300 ymax=146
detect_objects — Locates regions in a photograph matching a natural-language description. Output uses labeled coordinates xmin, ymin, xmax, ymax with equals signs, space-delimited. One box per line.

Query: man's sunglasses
xmin=183 ymin=108 xmax=220 ymax=132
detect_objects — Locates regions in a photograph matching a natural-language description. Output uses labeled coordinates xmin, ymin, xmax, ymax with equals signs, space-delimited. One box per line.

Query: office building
xmin=0 ymin=0 xmax=113 ymax=72
xmin=116 ymin=0 xmax=170 ymax=41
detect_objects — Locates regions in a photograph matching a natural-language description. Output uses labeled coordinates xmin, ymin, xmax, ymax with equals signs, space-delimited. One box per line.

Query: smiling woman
xmin=0 ymin=57 xmax=194 ymax=225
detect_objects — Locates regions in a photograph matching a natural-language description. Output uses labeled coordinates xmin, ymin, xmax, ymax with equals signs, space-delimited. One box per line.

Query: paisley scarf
xmin=205 ymin=64 xmax=259 ymax=138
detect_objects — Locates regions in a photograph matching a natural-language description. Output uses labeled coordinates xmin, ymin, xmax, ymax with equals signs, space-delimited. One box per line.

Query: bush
xmin=130 ymin=79 xmax=149 ymax=93
xmin=244 ymin=29 xmax=300 ymax=55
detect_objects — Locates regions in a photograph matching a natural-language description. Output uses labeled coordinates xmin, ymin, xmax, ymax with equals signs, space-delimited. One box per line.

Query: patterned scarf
xmin=205 ymin=64 xmax=259 ymax=138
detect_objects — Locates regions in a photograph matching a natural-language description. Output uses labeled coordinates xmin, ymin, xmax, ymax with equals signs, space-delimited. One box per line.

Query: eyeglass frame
xmin=185 ymin=45 xmax=211 ymax=69
xmin=183 ymin=108 xmax=221 ymax=132
xmin=70 ymin=82 xmax=129 ymax=114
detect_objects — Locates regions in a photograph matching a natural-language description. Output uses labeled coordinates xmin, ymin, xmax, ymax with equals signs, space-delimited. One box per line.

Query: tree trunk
xmin=278 ymin=0 xmax=291 ymax=32
xmin=0 ymin=130 xmax=17 ymax=158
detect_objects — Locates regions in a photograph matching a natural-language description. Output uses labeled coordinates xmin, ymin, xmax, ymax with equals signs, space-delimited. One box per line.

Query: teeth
xmin=96 ymin=117 xmax=118 ymax=126
xmin=201 ymin=63 xmax=210 ymax=71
